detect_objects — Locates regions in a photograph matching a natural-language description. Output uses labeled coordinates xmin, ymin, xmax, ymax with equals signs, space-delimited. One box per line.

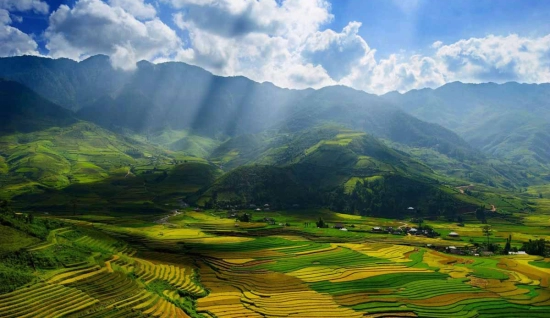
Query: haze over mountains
xmin=383 ymin=82 xmax=550 ymax=167
xmin=0 ymin=54 xmax=548 ymax=213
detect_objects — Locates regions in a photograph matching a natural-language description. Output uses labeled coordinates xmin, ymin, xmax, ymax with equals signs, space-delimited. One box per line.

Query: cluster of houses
xmin=427 ymin=244 xmax=527 ymax=256
xmin=367 ymin=225 xmax=440 ymax=237
xmin=251 ymin=204 xmax=271 ymax=212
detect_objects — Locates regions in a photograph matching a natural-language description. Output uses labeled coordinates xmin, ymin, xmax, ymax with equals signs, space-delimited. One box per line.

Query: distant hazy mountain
xmin=383 ymin=82 xmax=550 ymax=166
xmin=0 ymin=55 xmax=129 ymax=111
xmin=0 ymin=55 xmax=475 ymax=162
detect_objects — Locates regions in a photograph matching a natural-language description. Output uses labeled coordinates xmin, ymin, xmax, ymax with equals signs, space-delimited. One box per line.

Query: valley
xmin=1 ymin=55 xmax=550 ymax=317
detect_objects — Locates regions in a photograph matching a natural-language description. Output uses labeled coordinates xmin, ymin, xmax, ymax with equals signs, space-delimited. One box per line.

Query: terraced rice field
xmin=184 ymin=238 xmax=550 ymax=317
xmin=0 ymin=230 xmax=204 ymax=318
xmin=2 ymin=212 xmax=550 ymax=317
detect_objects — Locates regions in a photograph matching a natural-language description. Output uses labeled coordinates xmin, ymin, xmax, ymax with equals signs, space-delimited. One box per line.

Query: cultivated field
xmin=1 ymin=209 xmax=549 ymax=317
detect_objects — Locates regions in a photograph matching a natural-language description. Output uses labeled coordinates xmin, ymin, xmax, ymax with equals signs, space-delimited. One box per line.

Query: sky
xmin=1 ymin=0 xmax=550 ymax=94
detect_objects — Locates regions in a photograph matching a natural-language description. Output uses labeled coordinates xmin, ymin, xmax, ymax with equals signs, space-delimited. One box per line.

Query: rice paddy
xmin=1 ymin=209 xmax=549 ymax=317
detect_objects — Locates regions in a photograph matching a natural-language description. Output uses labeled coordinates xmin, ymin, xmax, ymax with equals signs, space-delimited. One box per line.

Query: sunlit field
xmin=1 ymin=208 xmax=549 ymax=318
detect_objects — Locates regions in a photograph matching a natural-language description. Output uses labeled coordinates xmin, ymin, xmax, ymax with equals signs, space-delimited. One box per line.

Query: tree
xmin=0 ymin=200 xmax=10 ymax=214
xmin=504 ymin=234 xmax=512 ymax=255
xmin=475 ymin=206 xmax=487 ymax=224
xmin=238 ymin=213 xmax=251 ymax=222
xmin=417 ymin=218 xmax=424 ymax=229
xmin=482 ymin=225 xmax=492 ymax=247
xmin=71 ymin=199 xmax=78 ymax=216
xmin=316 ymin=217 xmax=326 ymax=228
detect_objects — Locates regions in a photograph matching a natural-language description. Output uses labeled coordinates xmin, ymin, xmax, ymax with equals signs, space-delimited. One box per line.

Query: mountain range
xmin=0 ymin=55 xmax=545 ymax=215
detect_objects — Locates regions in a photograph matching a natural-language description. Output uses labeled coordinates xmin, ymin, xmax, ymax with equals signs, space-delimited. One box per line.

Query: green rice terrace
xmin=1 ymin=205 xmax=549 ymax=318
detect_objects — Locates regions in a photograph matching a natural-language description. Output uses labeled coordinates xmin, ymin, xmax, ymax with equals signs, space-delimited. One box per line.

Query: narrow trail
xmin=154 ymin=210 xmax=182 ymax=228
xmin=456 ymin=184 xmax=474 ymax=194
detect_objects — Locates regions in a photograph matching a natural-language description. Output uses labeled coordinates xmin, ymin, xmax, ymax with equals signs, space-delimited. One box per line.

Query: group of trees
xmin=1 ymin=200 xmax=62 ymax=239
xmin=316 ymin=217 xmax=329 ymax=228
xmin=324 ymin=176 xmax=462 ymax=219
xmin=522 ymin=239 xmax=548 ymax=257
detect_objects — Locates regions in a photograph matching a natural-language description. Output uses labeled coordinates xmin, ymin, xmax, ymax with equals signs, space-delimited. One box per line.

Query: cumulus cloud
xmin=45 ymin=0 xmax=182 ymax=71
xmin=435 ymin=34 xmax=550 ymax=83
xmin=302 ymin=21 xmax=375 ymax=80
xmin=109 ymin=0 xmax=156 ymax=20
xmin=170 ymin=0 xmax=336 ymax=88
xmin=0 ymin=7 xmax=10 ymax=24
xmin=0 ymin=0 xmax=49 ymax=14
xmin=23 ymin=0 xmax=550 ymax=93
xmin=166 ymin=0 xmax=332 ymax=40
xmin=163 ymin=1 xmax=550 ymax=93
xmin=0 ymin=8 xmax=39 ymax=57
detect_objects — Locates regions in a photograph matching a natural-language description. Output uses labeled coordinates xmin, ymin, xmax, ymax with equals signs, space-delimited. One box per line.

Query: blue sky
xmin=328 ymin=0 xmax=550 ymax=58
xmin=2 ymin=0 xmax=550 ymax=94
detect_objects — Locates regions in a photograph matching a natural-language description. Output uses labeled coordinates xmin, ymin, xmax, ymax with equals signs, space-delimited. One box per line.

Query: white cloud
xmin=23 ymin=0 xmax=550 ymax=93
xmin=45 ymin=0 xmax=183 ymax=71
xmin=10 ymin=14 xmax=22 ymax=23
xmin=0 ymin=8 xmax=10 ymax=24
xmin=302 ymin=21 xmax=375 ymax=80
xmin=164 ymin=1 xmax=550 ymax=93
xmin=0 ymin=25 xmax=39 ymax=56
xmin=431 ymin=41 xmax=443 ymax=49
xmin=0 ymin=8 xmax=39 ymax=57
xmin=0 ymin=0 xmax=49 ymax=14
xmin=435 ymin=34 xmax=550 ymax=83
xmin=170 ymin=0 xmax=336 ymax=88
xmin=166 ymin=0 xmax=332 ymax=40
xmin=341 ymin=54 xmax=447 ymax=94
xmin=109 ymin=0 xmax=156 ymax=20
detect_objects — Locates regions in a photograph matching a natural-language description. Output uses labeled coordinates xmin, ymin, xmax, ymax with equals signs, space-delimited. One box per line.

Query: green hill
xmin=0 ymin=80 xmax=221 ymax=211
xmin=198 ymin=126 xmax=480 ymax=216
xmin=383 ymin=82 xmax=550 ymax=169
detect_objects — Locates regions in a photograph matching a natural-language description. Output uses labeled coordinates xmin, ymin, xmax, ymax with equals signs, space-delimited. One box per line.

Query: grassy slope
xmin=0 ymin=121 xmax=222 ymax=212
xmin=198 ymin=126 xmax=486 ymax=214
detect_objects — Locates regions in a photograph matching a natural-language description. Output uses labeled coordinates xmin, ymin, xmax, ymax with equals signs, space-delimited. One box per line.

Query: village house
xmin=226 ymin=212 xmax=237 ymax=219
xmin=372 ymin=226 xmax=383 ymax=233
xmin=263 ymin=217 xmax=276 ymax=225
xmin=448 ymin=232 xmax=460 ymax=238
xmin=333 ymin=223 xmax=345 ymax=230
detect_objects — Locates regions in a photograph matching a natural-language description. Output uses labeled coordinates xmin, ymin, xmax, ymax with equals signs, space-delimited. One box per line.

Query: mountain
xmin=0 ymin=79 xmax=76 ymax=134
xmin=0 ymin=56 xmax=534 ymax=214
xmin=382 ymin=82 xmax=550 ymax=168
xmin=0 ymin=55 xmax=129 ymax=111
xmin=0 ymin=55 xmax=474 ymax=163
xmin=0 ymin=79 xmax=221 ymax=211
xmin=197 ymin=126 xmax=479 ymax=217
